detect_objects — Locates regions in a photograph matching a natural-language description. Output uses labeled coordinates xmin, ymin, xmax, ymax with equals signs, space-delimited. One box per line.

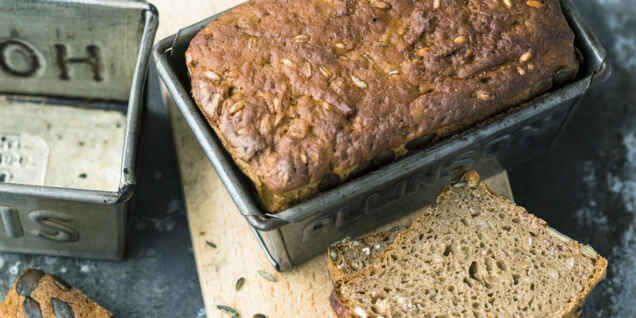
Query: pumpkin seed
xmin=52 ymin=276 xmax=72 ymax=292
xmin=258 ymin=270 xmax=277 ymax=282
xmin=17 ymin=270 xmax=44 ymax=297
xmin=217 ymin=305 xmax=240 ymax=318
xmin=236 ymin=277 xmax=246 ymax=291
xmin=52 ymin=298 xmax=75 ymax=318
xmin=23 ymin=297 xmax=43 ymax=318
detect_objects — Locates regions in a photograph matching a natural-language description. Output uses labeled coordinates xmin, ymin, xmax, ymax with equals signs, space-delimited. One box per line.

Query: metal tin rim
xmin=0 ymin=2 xmax=158 ymax=206
xmin=153 ymin=0 xmax=608 ymax=231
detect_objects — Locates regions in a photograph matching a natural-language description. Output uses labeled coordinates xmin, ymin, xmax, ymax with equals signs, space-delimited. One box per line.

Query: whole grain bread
xmin=330 ymin=171 xmax=607 ymax=318
xmin=0 ymin=269 xmax=113 ymax=318
xmin=328 ymin=225 xmax=406 ymax=282
xmin=187 ymin=0 xmax=579 ymax=212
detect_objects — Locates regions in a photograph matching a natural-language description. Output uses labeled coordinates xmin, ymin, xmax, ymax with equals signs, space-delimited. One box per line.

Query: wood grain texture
xmin=150 ymin=1 xmax=513 ymax=317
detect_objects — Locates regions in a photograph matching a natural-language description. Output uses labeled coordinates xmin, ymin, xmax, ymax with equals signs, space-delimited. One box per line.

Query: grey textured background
xmin=1 ymin=1 xmax=635 ymax=317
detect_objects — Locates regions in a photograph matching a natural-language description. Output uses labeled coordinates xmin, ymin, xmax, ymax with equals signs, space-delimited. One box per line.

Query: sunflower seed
xmin=17 ymin=270 xmax=45 ymax=297
xmin=205 ymin=71 xmax=221 ymax=81
xmin=217 ymin=305 xmax=239 ymax=318
xmin=52 ymin=276 xmax=71 ymax=292
xmin=417 ymin=47 xmax=429 ymax=56
xmin=526 ymin=0 xmax=542 ymax=8
xmin=258 ymin=270 xmax=277 ymax=282
xmin=351 ymin=75 xmax=368 ymax=89
xmin=520 ymin=51 xmax=533 ymax=63
xmin=207 ymin=94 xmax=222 ymax=115
xmin=517 ymin=66 xmax=526 ymax=76
xmin=330 ymin=249 xmax=338 ymax=261
xmin=293 ymin=34 xmax=310 ymax=43
xmin=389 ymin=224 xmax=408 ymax=232
xmin=330 ymin=236 xmax=352 ymax=247
xmin=453 ymin=181 xmax=467 ymax=188
xmin=236 ymin=277 xmax=246 ymax=291
xmin=303 ymin=62 xmax=313 ymax=78
xmin=454 ymin=35 xmax=466 ymax=45
xmin=23 ymin=297 xmax=43 ymax=318
xmin=206 ymin=241 xmax=217 ymax=248
xmin=281 ymin=58 xmax=295 ymax=67
xmin=363 ymin=53 xmax=375 ymax=65
xmin=51 ymin=298 xmax=75 ymax=318
xmin=477 ymin=90 xmax=492 ymax=101
xmin=229 ymin=102 xmax=245 ymax=115
xmin=371 ymin=0 xmax=391 ymax=9
xmin=319 ymin=66 xmax=332 ymax=79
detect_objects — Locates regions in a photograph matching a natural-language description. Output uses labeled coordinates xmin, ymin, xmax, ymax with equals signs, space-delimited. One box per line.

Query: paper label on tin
xmin=0 ymin=132 xmax=49 ymax=185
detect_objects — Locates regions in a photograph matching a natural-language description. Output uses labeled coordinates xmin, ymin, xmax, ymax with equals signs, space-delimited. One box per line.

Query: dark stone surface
xmin=0 ymin=64 xmax=205 ymax=318
xmin=510 ymin=1 xmax=636 ymax=317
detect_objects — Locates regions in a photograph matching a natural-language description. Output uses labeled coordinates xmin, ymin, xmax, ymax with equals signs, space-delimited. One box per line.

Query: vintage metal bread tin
xmin=154 ymin=0 xmax=610 ymax=271
xmin=0 ymin=0 xmax=158 ymax=260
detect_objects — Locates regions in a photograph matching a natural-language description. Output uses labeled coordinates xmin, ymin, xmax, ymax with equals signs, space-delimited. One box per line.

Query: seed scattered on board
xmin=257 ymin=270 xmax=277 ymax=282
xmin=236 ymin=277 xmax=246 ymax=291
xmin=206 ymin=241 xmax=217 ymax=248
xmin=217 ymin=305 xmax=239 ymax=318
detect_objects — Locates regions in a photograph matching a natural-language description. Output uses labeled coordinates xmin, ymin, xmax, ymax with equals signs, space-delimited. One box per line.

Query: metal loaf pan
xmin=0 ymin=0 xmax=158 ymax=260
xmin=154 ymin=0 xmax=610 ymax=271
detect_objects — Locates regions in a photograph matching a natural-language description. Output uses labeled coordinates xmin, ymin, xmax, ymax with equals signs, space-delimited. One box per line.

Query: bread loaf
xmin=187 ymin=0 xmax=579 ymax=212
xmin=330 ymin=171 xmax=607 ymax=318
xmin=0 ymin=269 xmax=113 ymax=318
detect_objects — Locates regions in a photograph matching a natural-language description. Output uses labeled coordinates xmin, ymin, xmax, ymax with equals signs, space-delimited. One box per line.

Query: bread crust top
xmin=187 ymin=0 xmax=578 ymax=211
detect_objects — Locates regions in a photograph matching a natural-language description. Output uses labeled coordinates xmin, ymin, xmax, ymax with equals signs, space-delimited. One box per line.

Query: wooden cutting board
xmin=150 ymin=1 xmax=514 ymax=317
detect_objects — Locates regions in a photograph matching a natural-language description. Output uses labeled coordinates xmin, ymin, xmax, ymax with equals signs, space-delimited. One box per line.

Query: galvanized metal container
xmin=0 ymin=0 xmax=158 ymax=260
xmin=154 ymin=0 xmax=610 ymax=271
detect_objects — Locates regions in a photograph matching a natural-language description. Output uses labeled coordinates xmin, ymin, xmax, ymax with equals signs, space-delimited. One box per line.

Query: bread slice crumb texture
xmin=332 ymin=172 xmax=607 ymax=318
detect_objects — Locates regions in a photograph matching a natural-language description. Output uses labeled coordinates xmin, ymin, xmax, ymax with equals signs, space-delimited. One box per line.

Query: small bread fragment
xmin=0 ymin=269 xmax=113 ymax=318
xmin=331 ymin=171 xmax=607 ymax=318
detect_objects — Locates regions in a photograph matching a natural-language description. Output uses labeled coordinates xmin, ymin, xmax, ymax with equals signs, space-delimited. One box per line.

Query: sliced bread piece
xmin=330 ymin=171 xmax=607 ymax=318
xmin=328 ymin=225 xmax=406 ymax=282
xmin=0 ymin=269 xmax=113 ymax=318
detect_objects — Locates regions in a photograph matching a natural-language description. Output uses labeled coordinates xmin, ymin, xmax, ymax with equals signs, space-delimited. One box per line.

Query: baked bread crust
xmin=187 ymin=0 xmax=579 ymax=212
xmin=0 ymin=269 xmax=113 ymax=318
xmin=330 ymin=171 xmax=607 ymax=318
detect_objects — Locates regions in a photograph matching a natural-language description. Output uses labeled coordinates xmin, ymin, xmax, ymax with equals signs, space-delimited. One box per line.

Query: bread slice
xmin=330 ymin=171 xmax=607 ymax=318
xmin=328 ymin=225 xmax=406 ymax=282
xmin=0 ymin=269 xmax=113 ymax=318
